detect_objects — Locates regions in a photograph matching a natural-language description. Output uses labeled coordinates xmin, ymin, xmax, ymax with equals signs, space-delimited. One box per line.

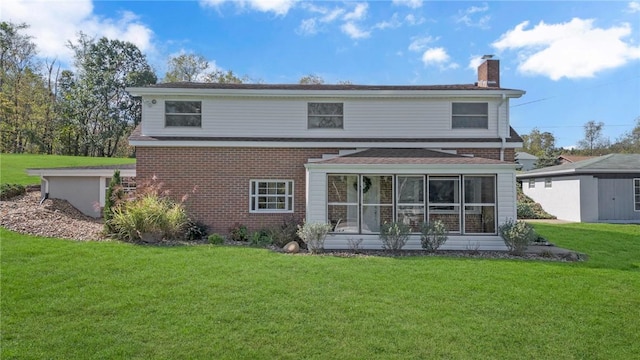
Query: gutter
xmin=498 ymin=93 xmax=507 ymax=161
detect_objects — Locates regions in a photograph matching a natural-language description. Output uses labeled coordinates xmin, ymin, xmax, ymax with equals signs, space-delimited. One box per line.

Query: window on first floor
xmin=634 ymin=178 xmax=640 ymax=212
xmin=250 ymin=180 xmax=294 ymax=213
xmin=328 ymin=174 xmax=496 ymax=235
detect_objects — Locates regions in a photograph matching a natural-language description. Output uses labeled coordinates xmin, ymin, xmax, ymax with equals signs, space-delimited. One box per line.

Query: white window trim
xmin=307 ymin=102 xmax=344 ymax=130
xmin=327 ymin=174 xmax=360 ymax=234
xmin=249 ymin=180 xmax=294 ymax=213
xmin=164 ymin=100 xmax=202 ymax=128
xmin=462 ymin=175 xmax=497 ymax=235
xmin=528 ymin=179 xmax=535 ymax=189
xmin=451 ymin=102 xmax=489 ymax=130
xmin=634 ymin=178 xmax=640 ymax=212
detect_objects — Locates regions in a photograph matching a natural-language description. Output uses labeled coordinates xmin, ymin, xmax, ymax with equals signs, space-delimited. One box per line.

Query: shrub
xmin=250 ymin=229 xmax=273 ymax=247
xmin=269 ymin=216 xmax=303 ymax=248
xmin=347 ymin=238 xmax=363 ymax=252
xmin=0 ymin=183 xmax=26 ymax=200
xmin=184 ymin=221 xmax=208 ymax=241
xmin=420 ymin=220 xmax=448 ymax=252
xmin=208 ymin=233 xmax=225 ymax=245
xmin=379 ymin=222 xmax=411 ymax=251
xmin=297 ymin=222 xmax=332 ymax=254
xmin=499 ymin=219 xmax=537 ymax=255
xmin=103 ymin=170 xmax=124 ymax=234
xmin=107 ymin=179 xmax=189 ymax=243
xmin=228 ymin=223 xmax=248 ymax=242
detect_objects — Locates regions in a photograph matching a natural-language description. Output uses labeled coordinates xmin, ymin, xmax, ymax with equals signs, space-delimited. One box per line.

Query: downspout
xmin=39 ymin=176 xmax=49 ymax=205
xmin=498 ymin=93 xmax=507 ymax=161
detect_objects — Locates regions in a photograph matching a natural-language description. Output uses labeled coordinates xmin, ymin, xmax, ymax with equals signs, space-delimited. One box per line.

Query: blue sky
xmin=2 ymin=0 xmax=639 ymax=148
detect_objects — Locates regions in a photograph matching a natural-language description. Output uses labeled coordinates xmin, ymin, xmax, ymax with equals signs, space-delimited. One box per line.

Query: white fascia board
xmin=305 ymin=163 xmax=517 ymax=173
xmin=126 ymin=87 xmax=525 ymax=99
xmin=26 ymin=168 xmax=136 ymax=177
xmin=130 ymin=140 xmax=510 ymax=148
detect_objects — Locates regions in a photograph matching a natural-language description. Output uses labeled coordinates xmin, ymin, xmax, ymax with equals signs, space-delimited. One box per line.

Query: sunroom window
xmin=327 ymin=174 xmax=497 ymax=235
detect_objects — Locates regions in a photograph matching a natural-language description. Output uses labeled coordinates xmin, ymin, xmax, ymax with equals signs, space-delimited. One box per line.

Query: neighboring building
xmin=26 ymin=164 xmax=136 ymax=218
xmin=517 ymin=154 xmax=640 ymax=223
xmin=122 ymin=58 xmax=526 ymax=250
xmin=557 ymin=154 xmax=597 ymax=164
xmin=515 ymin=151 xmax=538 ymax=171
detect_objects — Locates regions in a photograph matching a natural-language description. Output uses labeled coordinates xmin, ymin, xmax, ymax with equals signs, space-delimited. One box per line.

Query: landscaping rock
xmin=283 ymin=241 xmax=300 ymax=253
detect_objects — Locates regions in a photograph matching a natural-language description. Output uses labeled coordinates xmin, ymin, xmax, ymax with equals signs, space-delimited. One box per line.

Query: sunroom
xmin=305 ymin=149 xmax=517 ymax=251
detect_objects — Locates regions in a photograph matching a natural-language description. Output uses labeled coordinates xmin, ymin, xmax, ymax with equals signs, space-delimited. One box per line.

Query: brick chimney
xmin=477 ymin=55 xmax=500 ymax=88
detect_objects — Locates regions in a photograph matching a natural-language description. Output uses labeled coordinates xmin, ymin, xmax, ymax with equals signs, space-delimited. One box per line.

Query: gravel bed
xmin=1 ymin=191 xmax=104 ymax=241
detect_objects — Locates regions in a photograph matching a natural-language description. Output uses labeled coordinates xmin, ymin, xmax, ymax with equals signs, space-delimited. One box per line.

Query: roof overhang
xmin=126 ymin=87 xmax=525 ymax=99
xmin=27 ymin=166 xmax=136 ymax=178
xmin=517 ymin=169 xmax=640 ymax=179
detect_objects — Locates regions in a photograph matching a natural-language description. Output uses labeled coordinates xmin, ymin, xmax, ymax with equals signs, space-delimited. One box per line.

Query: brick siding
xmin=136 ymin=146 xmax=514 ymax=234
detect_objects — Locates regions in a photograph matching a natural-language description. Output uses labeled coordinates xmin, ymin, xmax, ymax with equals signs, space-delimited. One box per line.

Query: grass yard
xmin=0 ymin=154 xmax=135 ymax=185
xmin=2 ymin=223 xmax=639 ymax=359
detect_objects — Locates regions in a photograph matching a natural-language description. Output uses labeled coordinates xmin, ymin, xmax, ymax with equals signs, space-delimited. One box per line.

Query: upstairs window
xmin=308 ymin=103 xmax=343 ymax=129
xmin=528 ymin=179 xmax=535 ymax=188
xmin=545 ymin=178 xmax=552 ymax=188
xmin=452 ymin=102 xmax=488 ymax=129
xmin=165 ymin=101 xmax=201 ymax=127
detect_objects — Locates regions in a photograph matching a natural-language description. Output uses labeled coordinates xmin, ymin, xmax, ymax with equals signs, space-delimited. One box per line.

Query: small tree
xmin=103 ymin=170 xmax=123 ymax=233
xmin=297 ymin=222 xmax=332 ymax=254
xmin=420 ymin=220 xmax=448 ymax=252
xmin=379 ymin=222 xmax=411 ymax=251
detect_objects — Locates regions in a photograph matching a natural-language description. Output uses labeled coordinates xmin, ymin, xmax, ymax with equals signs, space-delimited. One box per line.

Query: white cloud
xmin=297 ymin=18 xmax=318 ymax=35
xmin=392 ymin=0 xmax=423 ymax=9
xmin=343 ymin=3 xmax=368 ymax=21
xmin=375 ymin=13 xmax=402 ymax=30
xmin=405 ymin=14 xmax=426 ymax=26
xmin=408 ymin=35 xmax=437 ymax=52
xmin=421 ymin=47 xmax=459 ymax=69
xmin=493 ymin=18 xmax=640 ymax=80
xmin=627 ymin=1 xmax=640 ymax=13
xmin=199 ymin=0 xmax=295 ymax=16
xmin=467 ymin=55 xmax=485 ymax=71
xmin=1 ymin=0 xmax=154 ymax=65
xmin=454 ymin=2 xmax=491 ymax=29
xmin=341 ymin=22 xmax=370 ymax=39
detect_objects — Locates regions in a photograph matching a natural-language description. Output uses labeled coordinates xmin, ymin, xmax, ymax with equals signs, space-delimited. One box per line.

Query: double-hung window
xmin=165 ymin=101 xmax=202 ymax=127
xmin=308 ymin=102 xmax=344 ymax=129
xmin=250 ymin=180 xmax=293 ymax=213
xmin=452 ymin=102 xmax=488 ymax=129
xmin=634 ymin=178 xmax=640 ymax=212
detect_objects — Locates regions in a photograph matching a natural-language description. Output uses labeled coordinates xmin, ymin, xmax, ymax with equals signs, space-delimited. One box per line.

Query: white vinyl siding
xmin=141 ymin=97 xmax=504 ymax=139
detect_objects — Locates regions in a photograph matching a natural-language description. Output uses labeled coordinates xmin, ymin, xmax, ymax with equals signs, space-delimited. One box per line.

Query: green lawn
xmin=2 ymin=223 xmax=639 ymax=359
xmin=0 ymin=154 xmax=135 ymax=185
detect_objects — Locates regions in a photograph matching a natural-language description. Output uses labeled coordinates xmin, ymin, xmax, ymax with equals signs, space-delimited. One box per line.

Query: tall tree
xmin=520 ymin=128 xmax=557 ymax=157
xmin=60 ymin=33 xmax=156 ymax=157
xmin=611 ymin=116 xmax=640 ymax=153
xmin=577 ymin=120 xmax=609 ymax=155
xmin=164 ymin=53 xmax=209 ymax=82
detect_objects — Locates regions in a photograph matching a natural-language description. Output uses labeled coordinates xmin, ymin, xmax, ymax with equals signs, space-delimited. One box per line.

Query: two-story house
xmin=124 ymin=58 xmax=525 ymax=250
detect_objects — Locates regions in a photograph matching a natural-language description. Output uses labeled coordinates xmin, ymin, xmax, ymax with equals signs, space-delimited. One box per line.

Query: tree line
xmin=1 ymin=21 xmax=347 ymax=157
xmin=520 ymin=118 xmax=640 ymax=168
